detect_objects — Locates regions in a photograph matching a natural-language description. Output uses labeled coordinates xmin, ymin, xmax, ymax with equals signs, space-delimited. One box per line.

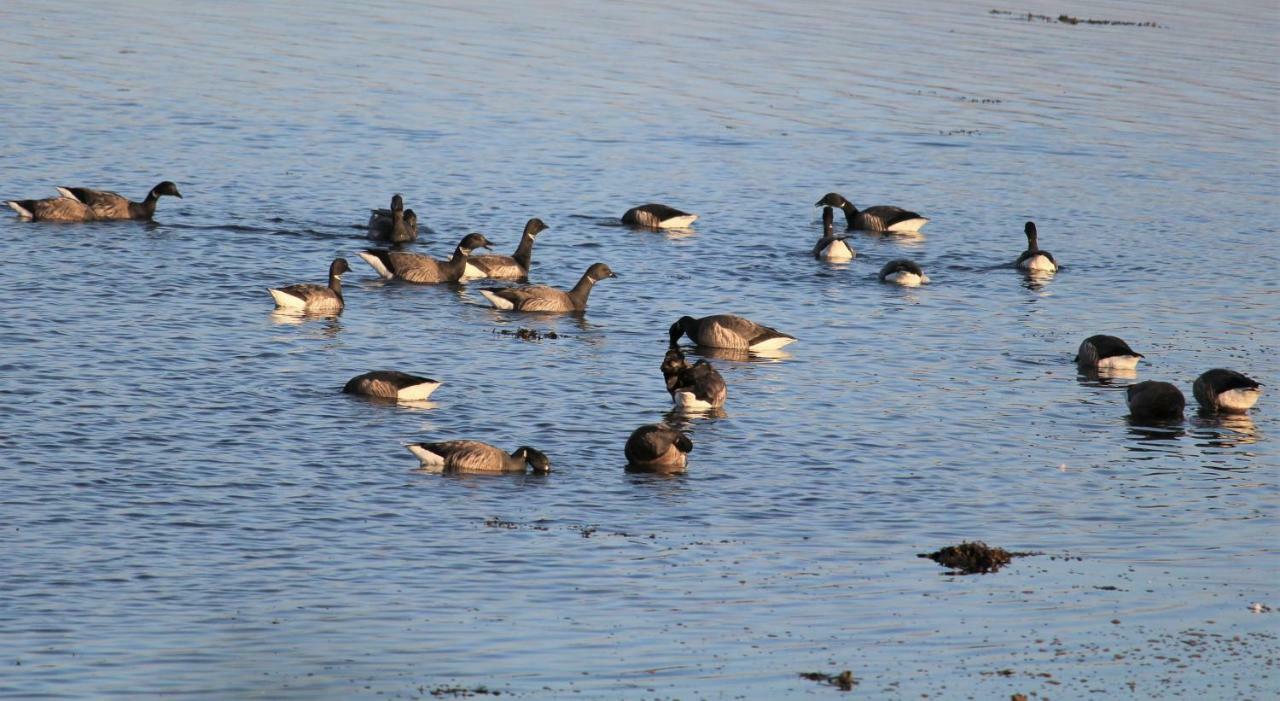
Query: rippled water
xmin=2 ymin=0 xmax=1277 ymax=698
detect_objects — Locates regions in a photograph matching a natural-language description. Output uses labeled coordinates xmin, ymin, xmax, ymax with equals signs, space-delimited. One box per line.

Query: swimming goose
xmin=661 ymin=347 xmax=728 ymax=411
xmin=269 ymin=258 xmax=351 ymax=311
xmin=1075 ymin=335 xmax=1144 ymax=370
xmin=1193 ymin=368 xmax=1262 ymax=414
xmin=1015 ymin=221 xmax=1058 ymax=272
xmin=358 ymin=233 xmax=494 ymax=283
xmin=625 ymin=424 xmax=693 ymax=473
xmin=813 ymin=206 xmax=855 ymax=260
xmin=56 ymin=180 xmax=182 ymax=220
xmin=343 ymin=370 xmax=441 ymax=401
xmin=462 ymin=218 xmax=549 ymax=281
xmin=406 ymin=440 xmax=550 ymax=474
xmin=814 ymin=192 xmax=928 ymax=232
xmin=479 ymin=262 xmax=617 ymax=312
xmin=1126 ymin=380 xmax=1185 ymax=422
xmin=878 ymin=259 xmax=930 ymax=286
xmin=367 ymin=194 xmax=418 ymax=243
xmin=6 ymin=194 xmax=96 ymax=222
xmin=621 ymin=203 xmax=698 ymax=229
xmin=669 ymin=314 xmax=796 ymax=351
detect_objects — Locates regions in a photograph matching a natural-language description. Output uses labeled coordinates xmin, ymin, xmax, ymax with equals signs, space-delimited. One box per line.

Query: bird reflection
xmin=269 ymin=309 xmax=343 ymax=336
xmin=1124 ymin=417 xmax=1186 ymax=442
xmin=1077 ymin=366 xmax=1138 ymax=386
xmin=685 ymin=345 xmax=792 ymax=363
xmin=1190 ymin=413 xmax=1259 ymax=448
xmin=1020 ymin=269 xmax=1056 ymax=292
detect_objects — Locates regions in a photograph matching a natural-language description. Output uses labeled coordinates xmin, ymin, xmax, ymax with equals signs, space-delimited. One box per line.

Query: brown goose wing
xmin=434 ymin=440 xmax=510 ymax=471
xmin=468 ymin=254 xmax=525 ymax=280
xmin=14 ymin=197 xmax=95 ymax=222
xmin=508 ymin=286 xmax=574 ymax=312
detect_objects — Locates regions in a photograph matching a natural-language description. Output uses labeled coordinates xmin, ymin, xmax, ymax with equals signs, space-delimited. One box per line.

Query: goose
xmin=669 ymin=314 xmax=796 ymax=351
xmin=366 ymin=194 xmax=418 ymax=243
xmin=358 ymin=233 xmax=493 ymax=283
xmin=1126 ymin=380 xmax=1185 ymax=422
xmin=878 ymin=259 xmax=929 ymax=286
xmin=661 ymin=347 xmax=727 ymax=411
xmin=1193 ymin=369 xmax=1262 ymax=414
xmin=815 ymin=192 xmax=928 ymax=232
xmin=268 ymin=258 xmax=351 ymax=312
xmin=343 ymin=370 xmax=441 ymax=402
xmin=462 ymin=218 xmax=549 ymax=281
xmin=621 ymin=203 xmax=698 ymax=229
xmin=479 ymin=262 xmax=617 ymax=312
xmin=1015 ymin=221 xmax=1058 ymax=272
xmin=813 ymin=206 xmax=855 ymax=260
xmin=56 ymin=180 xmax=182 ymax=220
xmin=406 ymin=440 xmax=550 ymax=474
xmin=6 ymin=194 xmax=96 ymax=222
xmin=624 ymin=424 xmax=693 ymax=473
xmin=1075 ymin=335 xmax=1144 ymax=370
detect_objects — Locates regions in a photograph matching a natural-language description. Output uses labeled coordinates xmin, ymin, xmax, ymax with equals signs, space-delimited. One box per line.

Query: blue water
xmin=1 ymin=1 xmax=1277 ymax=698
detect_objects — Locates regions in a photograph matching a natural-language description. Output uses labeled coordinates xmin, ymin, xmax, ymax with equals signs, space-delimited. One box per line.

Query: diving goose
xmin=668 ymin=314 xmax=796 ymax=351
xmin=406 ymin=440 xmax=550 ymax=474
xmin=6 ymin=194 xmax=96 ymax=222
xmin=1193 ymin=369 xmax=1262 ymax=414
xmin=462 ymin=218 xmax=549 ymax=281
xmin=479 ymin=262 xmax=617 ymax=312
xmin=56 ymin=180 xmax=182 ymax=220
xmin=625 ymin=424 xmax=693 ymax=473
xmin=367 ymin=194 xmax=418 ymax=243
xmin=813 ymin=206 xmax=855 ymax=260
xmin=621 ymin=203 xmax=698 ymax=229
xmin=343 ymin=370 xmax=441 ymax=402
xmin=815 ymin=192 xmax=928 ymax=232
xmin=1075 ymin=335 xmax=1144 ymax=370
xmin=1015 ymin=221 xmax=1058 ymax=272
xmin=358 ymin=233 xmax=493 ymax=283
xmin=269 ymin=258 xmax=351 ymax=312
xmin=661 ymin=347 xmax=727 ymax=411
xmin=1126 ymin=380 xmax=1185 ymax=422
xmin=878 ymin=259 xmax=930 ymax=286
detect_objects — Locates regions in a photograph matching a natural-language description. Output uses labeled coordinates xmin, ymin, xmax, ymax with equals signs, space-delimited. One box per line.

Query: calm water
xmin=2 ymin=1 xmax=1277 ymax=698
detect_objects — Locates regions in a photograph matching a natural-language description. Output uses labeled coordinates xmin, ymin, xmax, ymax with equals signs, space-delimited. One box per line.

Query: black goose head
xmin=516 ymin=446 xmax=551 ymax=473
xmin=329 ymin=257 xmax=351 ymax=278
xmin=585 ymin=262 xmax=617 ymax=281
xmin=152 ymin=181 xmax=183 ymax=199
xmin=524 ymin=218 xmax=549 ymax=237
xmin=669 ymin=316 xmax=697 ymax=347
xmin=391 ymin=193 xmax=404 ymax=212
xmin=1024 ymin=221 xmax=1038 ymax=246
xmin=814 ymin=192 xmax=849 ymax=208
xmin=403 ymin=210 xmax=417 ymax=228
xmin=458 ymin=233 xmax=495 ymax=253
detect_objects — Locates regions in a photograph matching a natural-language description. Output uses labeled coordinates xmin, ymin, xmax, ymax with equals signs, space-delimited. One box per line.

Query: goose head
xmin=458 ymin=233 xmax=495 ymax=253
xmin=329 ymin=257 xmax=351 ymax=278
xmin=390 ymin=193 xmax=404 ymax=212
xmin=152 ymin=181 xmax=183 ymax=199
xmin=669 ymin=316 xmax=697 ymax=347
xmin=524 ymin=218 xmax=549 ymax=238
xmin=584 ymin=262 xmax=617 ymax=282
xmin=814 ymin=192 xmax=849 ymax=208
xmin=515 ymin=446 xmax=551 ymax=473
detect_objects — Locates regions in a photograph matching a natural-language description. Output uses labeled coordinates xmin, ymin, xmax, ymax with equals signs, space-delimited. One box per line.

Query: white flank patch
xmin=6 ymin=201 xmax=33 ymax=218
xmin=674 ymin=391 xmax=714 ymax=411
xmin=55 ymin=187 xmax=76 ymax=200
xmin=357 ymin=251 xmax=395 ymax=280
xmin=887 ymin=217 xmax=928 ymax=233
xmin=884 ymin=272 xmax=924 ymax=287
xmin=1098 ymin=355 xmax=1142 ymax=370
xmin=406 ymin=445 xmax=447 ymax=471
xmin=479 ymin=289 xmax=515 ymax=310
xmin=1217 ymin=388 xmax=1261 ymax=412
xmin=460 ymin=263 xmax=486 ymax=281
xmin=749 ymin=335 xmax=797 ymax=351
xmin=658 ymin=214 xmax=698 ymax=228
xmin=819 ymin=239 xmax=855 ymax=260
xmin=268 ymin=288 xmax=307 ymax=309
xmin=1019 ymin=254 xmax=1058 ymax=272
xmin=397 ymin=381 xmax=442 ymax=402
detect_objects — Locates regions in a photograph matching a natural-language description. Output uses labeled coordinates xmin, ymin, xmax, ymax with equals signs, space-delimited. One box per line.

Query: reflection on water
xmin=686 ymin=345 xmax=793 ymax=363
xmin=1077 ymin=366 xmax=1139 ymax=386
xmin=1190 ymin=413 xmax=1259 ymax=448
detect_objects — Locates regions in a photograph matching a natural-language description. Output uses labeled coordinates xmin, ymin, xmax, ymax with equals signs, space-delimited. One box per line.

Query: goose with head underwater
xmin=359 ymin=233 xmax=493 ymax=283
xmin=407 ymin=440 xmax=550 ymax=474
xmin=367 ymin=193 xmax=418 ymax=243
xmin=1015 ymin=221 xmax=1058 ymax=272
xmin=462 ymin=218 xmax=549 ymax=281
xmin=1126 ymin=380 xmax=1186 ymax=422
xmin=814 ymin=192 xmax=928 ymax=232
xmin=1075 ymin=335 xmax=1144 ymax=370
xmin=56 ymin=180 xmax=182 ymax=220
xmin=669 ymin=314 xmax=796 ymax=351
xmin=813 ymin=206 xmax=855 ymax=260
xmin=343 ymin=370 xmax=442 ymax=402
xmin=621 ymin=203 xmax=698 ymax=229
xmin=269 ymin=258 xmax=351 ymax=312
xmin=1193 ymin=368 xmax=1262 ymax=414
xmin=661 ymin=347 xmax=728 ymax=411
xmin=625 ymin=424 xmax=693 ymax=473
xmin=878 ymin=259 xmax=929 ymax=286
xmin=479 ymin=262 xmax=617 ymax=312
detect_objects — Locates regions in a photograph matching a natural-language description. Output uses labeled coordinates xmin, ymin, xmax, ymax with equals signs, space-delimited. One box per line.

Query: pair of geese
xmin=1074 ymin=335 xmax=1262 ymax=421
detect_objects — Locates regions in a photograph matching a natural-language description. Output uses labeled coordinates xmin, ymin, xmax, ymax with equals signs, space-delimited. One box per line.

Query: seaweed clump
xmin=495 ymin=327 xmax=558 ymax=341
xmin=919 ymin=541 xmax=1038 ymax=574
xmin=799 ymin=670 xmax=856 ymax=691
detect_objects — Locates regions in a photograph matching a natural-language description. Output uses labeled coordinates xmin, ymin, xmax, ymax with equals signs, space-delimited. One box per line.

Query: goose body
xmin=621 ymin=203 xmax=698 ymax=229
xmin=6 ymin=195 xmax=96 ymax=222
xmin=406 ymin=440 xmax=550 ymax=474
xmin=1015 ymin=221 xmax=1058 ymax=272
xmin=625 ymin=424 xmax=693 ymax=473
xmin=878 ymin=259 xmax=929 ymax=286
xmin=1193 ymin=368 xmax=1262 ymax=414
xmin=343 ymin=370 xmax=441 ymax=402
xmin=813 ymin=206 xmax=855 ymax=260
xmin=815 ymin=192 xmax=928 ymax=232
xmin=462 ymin=218 xmax=549 ymax=280
xmin=479 ymin=262 xmax=616 ymax=312
xmin=669 ymin=314 xmax=796 ymax=351
xmin=1075 ymin=335 xmax=1144 ymax=370
xmin=1127 ymin=380 xmax=1185 ymax=422
xmin=358 ymin=233 xmax=493 ymax=283
xmin=268 ymin=258 xmax=350 ymax=312
xmin=661 ymin=347 xmax=727 ymax=411
xmin=56 ymin=180 xmax=182 ymax=220
xmin=367 ymin=194 xmax=418 ymax=243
